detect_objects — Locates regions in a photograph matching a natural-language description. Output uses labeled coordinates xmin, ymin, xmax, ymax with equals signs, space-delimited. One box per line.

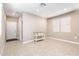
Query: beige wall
xmin=47 ymin=10 xmax=79 ymax=43
xmin=22 ymin=12 xmax=47 ymax=42
xmin=0 ymin=5 xmax=6 ymax=55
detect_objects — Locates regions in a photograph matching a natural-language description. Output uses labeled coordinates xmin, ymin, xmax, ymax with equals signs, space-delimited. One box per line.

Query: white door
xmin=6 ymin=21 xmax=17 ymax=40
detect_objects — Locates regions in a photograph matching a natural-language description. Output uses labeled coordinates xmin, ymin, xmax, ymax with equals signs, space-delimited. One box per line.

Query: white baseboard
xmin=23 ymin=40 xmax=34 ymax=44
xmin=47 ymin=36 xmax=79 ymax=45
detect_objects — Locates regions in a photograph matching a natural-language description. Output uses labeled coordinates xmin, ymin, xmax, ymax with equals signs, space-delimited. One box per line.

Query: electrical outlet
xmin=74 ymin=36 xmax=78 ymax=39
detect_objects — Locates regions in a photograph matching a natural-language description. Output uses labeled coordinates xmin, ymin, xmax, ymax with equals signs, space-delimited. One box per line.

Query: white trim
xmin=23 ymin=40 xmax=33 ymax=44
xmin=47 ymin=36 xmax=79 ymax=45
xmin=0 ymin=43 xmax=5 ymax=56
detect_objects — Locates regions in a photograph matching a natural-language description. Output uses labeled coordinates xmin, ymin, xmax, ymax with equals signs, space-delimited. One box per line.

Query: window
xmin=53 ymin=16 xmax=71 ymax=32
xmin=53 ymin=19 xmax=60 ymax=32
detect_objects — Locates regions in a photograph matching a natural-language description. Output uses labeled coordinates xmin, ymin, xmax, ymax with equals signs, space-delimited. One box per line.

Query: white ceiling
xmin=3 ymin=3 xmax=79 ymax=18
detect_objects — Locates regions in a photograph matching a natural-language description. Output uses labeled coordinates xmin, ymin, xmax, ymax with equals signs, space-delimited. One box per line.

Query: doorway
xmin=6 ymin=16 xmax=18 ymax=41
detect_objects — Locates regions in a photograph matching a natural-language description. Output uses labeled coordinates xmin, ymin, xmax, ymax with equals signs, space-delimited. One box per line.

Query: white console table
xmin=33 ymin=32 xmax=45 ymax=42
